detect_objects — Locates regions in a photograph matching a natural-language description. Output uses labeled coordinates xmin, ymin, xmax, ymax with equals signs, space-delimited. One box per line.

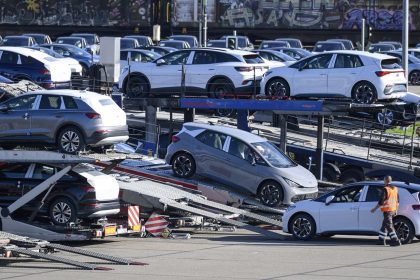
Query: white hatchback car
xmin=283 ymin=181 xmax=420 ymax=244
xmin=119 ymin=49 xmax=268 ymax=98
xmin=261 ymin=51 xmax=407 ymax=104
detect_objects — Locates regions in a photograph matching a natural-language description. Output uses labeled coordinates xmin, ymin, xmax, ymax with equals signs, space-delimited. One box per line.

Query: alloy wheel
xmin=61 ymin=131 xmax=80 ymax=153
xmin=377 ymin=110 xmax=394 ymax=126
xmin=267 ymin=80 xmax=287 ymax=97
xmin=395 ymin=221 xmax=410 ymax=242
xmin=354 ymin=83 xmax=375 ymax=104
xmin=259 ymin=184 xmax=281 ymax=206
xmin=52 ymin=202 xmax=73 ymax=224
xmin=292 ymin=217 xmax=312 ymax=239
xmin=173 ymin=155 xmax=193 ymax=177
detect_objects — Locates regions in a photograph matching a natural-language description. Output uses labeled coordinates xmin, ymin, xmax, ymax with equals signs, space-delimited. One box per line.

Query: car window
xmin=334 ymin=54 xmax=363 ymax=68
xmin=121 ymin=51 xmax=128 ymax=60
xmin=228 ymin=138 xmax=253 ymax=160
xmin=5 ymin=95 xmax=37 ymax=110
xmin=163 ymin=51 xmax=190 ymax=65
xmin=192 ymin=51 xmax=218 ymax=64
xmin=39 ymin=95 xmax=62 ymax=109
xmin=32 ymin=164 xmax=55 ymax=180
xmin=0 ymin=163 xmax=28 ymax=179
xmin=196 ymin=130 xmax=227 ymax=151
xmin=305 ymin=54 xmax=333 ymax=69
xmin=332 ymin=186 xmax=364 ymax=203
xmin=243 ymin=54 xmax=264 ymax=64
xmin=0 ymin=51 xmax=19 ymax=64
xmin=365 ymin=185 xmax=383 ymax=202
xmin=62 ymin=96 xmax=78 ymax=109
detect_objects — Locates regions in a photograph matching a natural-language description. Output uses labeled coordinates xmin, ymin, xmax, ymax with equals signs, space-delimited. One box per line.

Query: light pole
xmin=203 ymin=0 xmax=207 ymax=47
xmin=361 ymin=18 xmax=365 ymax=51
xmin=402 ymin=0 xmax=409 ymax=84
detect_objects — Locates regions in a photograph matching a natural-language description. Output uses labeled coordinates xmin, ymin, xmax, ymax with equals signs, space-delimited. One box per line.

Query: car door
xmin=328 ymin=54 xmax=363 ymax=98
xmin=194 ymin=130 xmax=230 ymax=182
xmin=0 ymin=94 xmax=37 ymax=141
xmin=0 ymin=50 xmax=20 ymax=79
xmin=29 ymin=94 xmax=64 ymax=141
xmin=188 ymin=51 xmax=218 ymax=92
xmin=150 ymin=50 xmax=192 ymax=93
xmin=223 ymin=136 xmax=260 ymax=193
xmin=292 ymin=54 xmax=332 ymax=97
xmin=358 ymin=185 xmax=384 ymax=232
xmin=318 ymin=185 xmax=364 ymax=233
xmin=0 ymin=163 xmax=30 ymax=208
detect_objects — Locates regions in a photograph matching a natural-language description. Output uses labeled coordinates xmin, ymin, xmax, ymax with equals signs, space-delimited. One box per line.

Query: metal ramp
xmin=118 ymin=180 xmax=284 ymax=239
xmin=0 ymin=231 xmax=147 ymax=270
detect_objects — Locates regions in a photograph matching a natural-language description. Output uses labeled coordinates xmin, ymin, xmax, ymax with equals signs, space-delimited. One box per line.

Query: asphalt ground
xmin=2 ymin=230 xmax=420 ymax=280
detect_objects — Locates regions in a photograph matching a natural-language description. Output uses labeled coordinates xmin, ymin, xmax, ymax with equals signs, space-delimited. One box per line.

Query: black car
xmin=0 ymin=162 xmax=120 ymax=226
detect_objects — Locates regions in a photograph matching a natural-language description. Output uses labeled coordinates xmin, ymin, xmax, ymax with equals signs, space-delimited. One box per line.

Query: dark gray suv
xmin=0 ymin=90 xmax=129 ymax=153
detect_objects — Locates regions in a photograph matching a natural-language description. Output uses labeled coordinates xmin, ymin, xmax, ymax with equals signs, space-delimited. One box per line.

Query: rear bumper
xmin=86 ymin=125 xmax=129 ymax=146
xmin=78 ymin=200 xmax=121 ymax=218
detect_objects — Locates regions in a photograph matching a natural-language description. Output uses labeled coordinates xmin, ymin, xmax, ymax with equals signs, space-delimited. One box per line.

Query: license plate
xmin=104 ymin=225 xmax=117 ymax=236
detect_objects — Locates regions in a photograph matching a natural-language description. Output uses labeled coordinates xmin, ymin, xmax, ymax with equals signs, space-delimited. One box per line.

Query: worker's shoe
xmin=390 ymin=239 xmax=401 ymax=247
xmin=376 ymin=238 xmax=386 ymax=246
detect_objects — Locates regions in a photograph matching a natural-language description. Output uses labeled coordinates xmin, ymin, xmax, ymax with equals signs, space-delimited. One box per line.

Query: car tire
xmin=265 ymin=78 xmax=290 ymax=97
xmin=257 ymin=181 xmax=284 ymax=207
xmin=351 ymin=81 xmax=377 ymax=104
xmin=340 ymin=168 xmax=364 ymax=183
xmin=49 ymin=197 xmax=77 ymax=226
xmin=172 ymin=152 xmax=196 ymax=178
xmin=125 ymin=75 xmax=150 ymax=98
xmin=409 ymin=70 xmax=420 ymax=85
xmin=208 ymin=79 xmax=236 ymax=117
xmin=290 ymin=213 xmax=316 ymax=241
xmin=375 ymin=109 xmax=395 ymax=127
xmin=394 ymin=216 xmax=415 ymax=244
xmin=57 ymin=127 xmax=85 ymax=154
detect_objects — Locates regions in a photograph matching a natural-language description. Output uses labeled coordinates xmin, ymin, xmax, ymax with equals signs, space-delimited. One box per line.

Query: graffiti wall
xmin=213 ymin=0 xmax=420 ymax=30
xmin=0 ymin=0 xmax=151 ymax=26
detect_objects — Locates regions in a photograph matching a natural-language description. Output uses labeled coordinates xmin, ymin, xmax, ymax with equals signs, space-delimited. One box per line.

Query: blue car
xmin=40 ymin=43 xmax=99 ymax=75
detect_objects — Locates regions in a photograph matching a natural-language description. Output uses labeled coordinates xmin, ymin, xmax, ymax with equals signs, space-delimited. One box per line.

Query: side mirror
xmin=0 ymin=104 xmax=9 ymax=112
xmin=156 ymin=58 xmax=166 ymax=66
xmin=325 ymin=195 xmax=335 ymax=205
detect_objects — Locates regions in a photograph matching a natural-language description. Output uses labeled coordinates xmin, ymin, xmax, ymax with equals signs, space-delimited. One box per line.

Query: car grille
xmin=291 ymin=192 xmax=318 ymax=203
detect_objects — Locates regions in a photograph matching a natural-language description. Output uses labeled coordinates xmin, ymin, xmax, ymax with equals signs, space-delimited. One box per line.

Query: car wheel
xmin=58 ymin=127 xmax=85 ymax=154
xmin=257 ymin=181 xmax=284 ymax=207
xmin=49 ymin=197 xmax=77 ymax=226
xmin=375 ymin=109 xmax=395 ymax=126
xmin=208 ymin=79 xmax=235 ymax=117
xmin=290 ymin=213 xmax=316 ymax=241
xmin=352 ymin=81 xmax=377 ymax=104
xmin=340 ymin=168 xmax=364 ymax=183
xmin=409 ymin=70 xmax=420 ymax=85
xmin=394 ymin=217 xmax=415 ymax=244
xmin=172 ymin=153 xmax=196 ymax=178
xmin=265 ymin=78 xmax=290 ymax=97
xmin=125 ymin=76 xmax=150 ymax=98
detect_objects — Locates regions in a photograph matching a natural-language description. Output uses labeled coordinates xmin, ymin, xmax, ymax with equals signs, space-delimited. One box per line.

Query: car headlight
xmin=286 ymin=205 xmax=296 ymax=212
xmin=284 ymin=178 xmax=302 ymax=188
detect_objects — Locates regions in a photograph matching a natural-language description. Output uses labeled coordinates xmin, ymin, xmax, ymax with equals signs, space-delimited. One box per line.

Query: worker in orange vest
xmin=371 ymin=176 xmax=401 ymax=246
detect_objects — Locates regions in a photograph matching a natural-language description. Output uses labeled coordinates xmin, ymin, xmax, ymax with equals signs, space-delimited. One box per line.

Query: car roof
xmin=5 ymin=35 xmax=31 ymax=39
xmin=322 ymin=50 xmax=395 ymax=60
xmin=184 ymin=122 xmax=265 ymax=143
xmin=19 ymin=89 xmax=104 ymax=99
xmin=0 ymin=46 xmax=56 ymax=60
xmin=170 ymin=35 xmax=196 ymax=38
xmin=58 ymin=36 xmax=85 ymax=40
xmin=72 ymin=33 xmax=96 ymax=36
xmin=23 ymin=33 xmax=47 ymax=36
xmin=347 ymin=181 xmax=420 ymax=192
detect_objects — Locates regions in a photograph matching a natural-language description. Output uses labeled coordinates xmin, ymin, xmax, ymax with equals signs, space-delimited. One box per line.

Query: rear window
xmin=99 ymin=99 xmax=115 ymax=106
xmin=63 ymin=96 xmax=78 ymax=109
xmin=381 ymin=58 xmax=402 ymax=69
xmin=243 ymin=54 xmax=264 ymax=64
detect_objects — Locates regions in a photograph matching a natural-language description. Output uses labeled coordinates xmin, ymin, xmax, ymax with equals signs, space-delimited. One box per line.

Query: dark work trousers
xmin=379 ymin=211 xmax=398 ymax=240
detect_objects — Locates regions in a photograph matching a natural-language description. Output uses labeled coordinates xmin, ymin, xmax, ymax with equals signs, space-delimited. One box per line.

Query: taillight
xmin=235 ymin=66 xmax=253 ymax=72
xmin=171 ymin=135 xmax=180 ymax=143
xmin=80 ymin=185 xmax=95 ymax=193
xmin=85 ymin=112 xmax=101 ymax=119
xmin=39 ymin=69 xmax=50 ymax=75
xmin=376 ymin=70 xmax=404 ymax=77
xmin=412 ymin=205 xmax=420 ymax=210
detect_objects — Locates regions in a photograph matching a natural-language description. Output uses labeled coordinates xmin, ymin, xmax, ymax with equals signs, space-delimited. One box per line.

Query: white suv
xmin=119 ymin=49 xmax=268 ymax=98
xmin=261 ymin=51 xmax=407 ymax=104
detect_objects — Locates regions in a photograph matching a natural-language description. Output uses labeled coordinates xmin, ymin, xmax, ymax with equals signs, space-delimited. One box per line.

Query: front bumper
xmin=284 ymin=187 xmax=318 ymax=205
xmin=86 ymin=125 xmax=129 ymax=146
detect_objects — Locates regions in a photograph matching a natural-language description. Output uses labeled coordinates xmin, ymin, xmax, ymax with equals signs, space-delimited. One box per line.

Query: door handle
xmin=350 ymin=73 xmax=357 ymax=75
xmin=320 ymin=74 xmax=327 ymax=76
xmin=350 ymin=207 xmax=358 ymax=211
xmin=55 ymin=115 xmax=63 ymax=118
xmin=208 ymin=69 xmax=215 ymax=71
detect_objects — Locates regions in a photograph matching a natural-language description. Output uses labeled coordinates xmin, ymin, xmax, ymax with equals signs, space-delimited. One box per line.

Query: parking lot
xmin=3 ymin=231 xmax=420 ymax=280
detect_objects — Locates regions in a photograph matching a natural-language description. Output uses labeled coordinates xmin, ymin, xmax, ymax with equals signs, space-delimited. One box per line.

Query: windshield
xmin=75 ymin=35 xmax=94 ymax=45
xmin=28 ymin=35 xmax=44 ymax=45
xmin=261 ymin=41 xmax=288 ymax=49
xmin=251 ymin=142 xmax=296 ymax=168
xmin=54 ymin=44 xmax=89 ymax=56
xmin=314 ymin=43 xmax=343 ymax=52
xmin=208 ymin=41 xmax=226 ymax=48
xmin=3 ymin=37 xmax=27 ymax=46
xmin=37 ymin=47 xmax=64 ymax=58
xmin=243 ymin=54 xmax=264 ymax=64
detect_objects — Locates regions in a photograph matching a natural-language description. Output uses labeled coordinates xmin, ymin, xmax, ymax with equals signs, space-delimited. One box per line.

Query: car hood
xmin=400 ymin=92 xmax=420 ymax=104
xmin=280 ymin=165 xmax=318 ymax=188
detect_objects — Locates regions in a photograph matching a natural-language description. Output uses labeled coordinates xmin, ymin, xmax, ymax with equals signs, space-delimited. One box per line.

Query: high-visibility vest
xmin=381 ymin=186 xmax=398 ymax=212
